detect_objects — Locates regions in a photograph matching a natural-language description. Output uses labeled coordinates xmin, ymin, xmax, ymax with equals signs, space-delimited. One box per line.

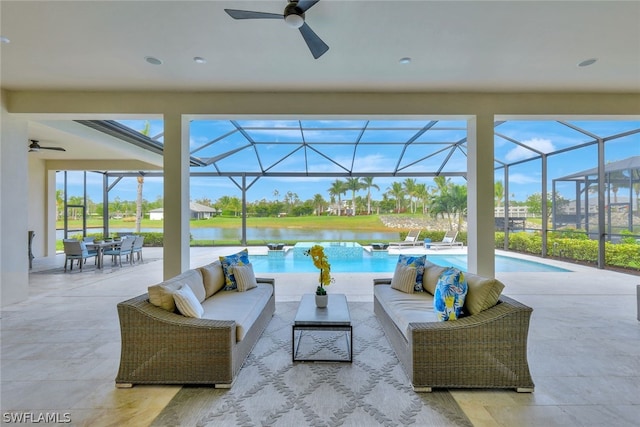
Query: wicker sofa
xmin=115 ymin=260 xmax=275 ymax=388
xmin=373 ymin=260 xmax=534 ymax=392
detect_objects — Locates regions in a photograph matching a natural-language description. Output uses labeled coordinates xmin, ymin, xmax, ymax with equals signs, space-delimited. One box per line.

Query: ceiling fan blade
xmin=298 ymin=22 xmax=329 ymax=59
xmin=297 ymin=0 xmax=320 ymax=13
xmin=41 ymin=146 xmax=66 ymax=151
xmin=224 ymin=9 xmax=283 ymax=20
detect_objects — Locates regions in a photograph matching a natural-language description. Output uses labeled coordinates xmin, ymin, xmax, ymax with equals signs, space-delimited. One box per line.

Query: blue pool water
xmin=250 ymin=251 xmax=571 ymax=273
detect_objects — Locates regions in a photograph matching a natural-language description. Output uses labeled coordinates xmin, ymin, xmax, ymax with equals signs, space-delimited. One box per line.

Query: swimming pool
xmin=250 ymin=252 xmax=571 ymax=273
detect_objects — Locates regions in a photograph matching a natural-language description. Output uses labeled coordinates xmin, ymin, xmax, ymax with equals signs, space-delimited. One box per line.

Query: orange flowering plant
xmin=304 ymin=244 xmax=334 ymax=295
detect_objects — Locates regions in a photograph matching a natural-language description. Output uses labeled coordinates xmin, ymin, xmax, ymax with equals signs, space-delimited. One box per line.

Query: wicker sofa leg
xmin=214 ymin=383 xmax=232 ymax=389
xmin=115 ymin=383 xmax=133 ymax=388
xmin=413 ymin=386 xmax=432 ymax=393
xmin=517 ymin=387 xmax=535 ymax=393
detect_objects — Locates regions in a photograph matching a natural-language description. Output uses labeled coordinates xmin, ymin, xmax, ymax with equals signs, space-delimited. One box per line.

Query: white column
xmin=162 ymin=114 xmax=190 ymax=278
xmin=1 ymin=93 xmax=30 ymax=305
xmin=467 ymin=114 xmax=495 ymax=277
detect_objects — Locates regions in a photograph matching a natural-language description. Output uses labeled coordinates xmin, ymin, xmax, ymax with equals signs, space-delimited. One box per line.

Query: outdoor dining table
xmin=86 ymin=240 xmax=121 ymax=269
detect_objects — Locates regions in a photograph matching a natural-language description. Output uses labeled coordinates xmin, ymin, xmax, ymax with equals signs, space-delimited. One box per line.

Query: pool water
xmin=249 ymin=252 xmax=571 ymax=273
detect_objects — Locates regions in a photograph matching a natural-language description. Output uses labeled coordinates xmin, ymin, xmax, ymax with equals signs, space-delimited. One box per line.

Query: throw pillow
xmin=219 ymin=249 xmax=251 ymax=291
xmin=464 ymin=273 xmax=505 ymax=315
xmin=233 ymin=263 xmax=258 ymax=292
xmin=390 ymin=263 xmax=418 ymax=293
xmin=172 ymin=284 xmax=204 ymax=318
xmin=422 ymin=260 xmax=448 ymax=295
xmin=434 ymin=268 xmax=468 ymax=321
xmin=198 ymin=260 xmax=226 ymax=298
xmin=396 ymin=254 xmax=426 ymax=292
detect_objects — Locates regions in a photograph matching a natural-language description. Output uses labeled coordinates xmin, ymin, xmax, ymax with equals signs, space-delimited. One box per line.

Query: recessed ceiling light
xmin=578 ymin=58 xmax=597 ymax=67
xmin=193 ymin=56 xmax=207 ymax=64
xmin=399 ymin=57 xmax=412 ymax=65
xmin=0 ymin=36 xmax=10 ymax=44
xmin=145 ymin=56 xmax=163 ymax=65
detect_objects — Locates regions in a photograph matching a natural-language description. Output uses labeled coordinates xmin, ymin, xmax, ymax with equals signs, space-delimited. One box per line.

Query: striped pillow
xmin=172 ymin=284 xmax=204 ymax=318
xmin=390 ymin=263 xmax=418 ymax=294
xmin=232 ymin=263 xmax=258 ymax=292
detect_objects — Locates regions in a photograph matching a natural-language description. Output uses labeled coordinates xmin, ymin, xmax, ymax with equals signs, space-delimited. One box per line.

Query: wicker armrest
xmin=407 ymin=295 xmax=534 ymax=391
xmin=374 ymin=278 xmax=392 ymax=286
xmin=256 ymin=277 xmax=275 ymax=286
xmin=116 ymin=294 xmax=237 ymax=386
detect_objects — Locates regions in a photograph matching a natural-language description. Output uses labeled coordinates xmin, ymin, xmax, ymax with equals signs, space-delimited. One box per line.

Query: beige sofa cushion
xmin=374 ymin=284 xmax=438 ymax=340
xmin=464 ymin=273 xmax=505 ymax=315
xmin=198 ymin=261 xmax=226 ymax=298
xmin=422 ymin=260 xmax=448 ymax=295
xmin=148 ymin=269 xmax=206 ymax=312
xmin=201 ymin=282 xmax=274 ymax=341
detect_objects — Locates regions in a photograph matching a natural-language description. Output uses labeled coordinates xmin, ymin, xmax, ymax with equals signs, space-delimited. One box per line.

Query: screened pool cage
xmin=59 ymin=119 xmax=640 ymax=269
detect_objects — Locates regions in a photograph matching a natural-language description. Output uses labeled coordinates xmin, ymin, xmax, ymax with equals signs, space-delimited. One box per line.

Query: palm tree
xmin=433 ymin=176 xmax=450 ymax=195
xmin=55 ymin=189 xmax=64 ymax=220
xmin=386 ymin=182 xmax=405 ymax=213
xmin=312 ymin=193 xmax=325 ymax=216
xmin=135 ymin=121 xmax=151 ymax=233
xmin=495 ymin=180 xmax=504 ymax=208
xmin=345 ymin=177 xmax=363 ymax=215
xmin=329 ymin=179 xmax=347 ymax=216
xmin=403 ymin=178 xmax=418 ymax=213
xmin=449 ymin=184 xmax=468 ymax=231
xmin=414 ymin=183 xmax=428 ymax=214
xmin=360 ymin=177 xmax=379 ymax=214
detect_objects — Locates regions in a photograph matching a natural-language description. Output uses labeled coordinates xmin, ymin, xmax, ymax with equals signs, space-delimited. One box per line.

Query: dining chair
xmin=131 ymin=235 xmax=145 ymax=263
xmin=103 ymin=236 xmax=135 ymax=267
xmin=63 ymin=239 xmax=97 ymax=271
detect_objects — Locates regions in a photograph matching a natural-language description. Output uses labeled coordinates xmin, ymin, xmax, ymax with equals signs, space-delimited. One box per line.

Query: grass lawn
xmin=58 ymin=214 xmax=395 ymax=232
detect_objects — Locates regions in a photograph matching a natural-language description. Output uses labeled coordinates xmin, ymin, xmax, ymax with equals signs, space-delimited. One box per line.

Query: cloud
xmin=505 ymin=138 xmax=555 ymax=162
xmin=508 ymin=173 xmax=541 ymax=184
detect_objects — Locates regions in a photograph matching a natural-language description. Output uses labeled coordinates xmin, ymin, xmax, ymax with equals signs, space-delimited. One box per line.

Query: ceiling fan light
xmin=285 ymin=13 xmax=304 ymax=28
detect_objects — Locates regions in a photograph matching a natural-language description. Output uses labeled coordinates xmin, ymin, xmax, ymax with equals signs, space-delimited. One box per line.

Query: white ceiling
xmin=2 ymin=1 xmax=639 ymax=161
xmin=1 ymin=0 xmax=639 ymax=93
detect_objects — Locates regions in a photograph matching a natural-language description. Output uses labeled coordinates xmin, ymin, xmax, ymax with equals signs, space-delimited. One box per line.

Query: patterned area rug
xmin=151 ymin=302 xmax=472 ymax=427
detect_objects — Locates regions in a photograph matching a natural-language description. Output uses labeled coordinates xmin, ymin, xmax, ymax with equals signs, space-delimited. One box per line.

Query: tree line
xmin=58 ymin=177 xmax=564 ymax=227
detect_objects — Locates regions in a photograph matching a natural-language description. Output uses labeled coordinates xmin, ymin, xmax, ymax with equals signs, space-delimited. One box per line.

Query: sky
xmin=58 ymin=119 xmax=640 ymax=207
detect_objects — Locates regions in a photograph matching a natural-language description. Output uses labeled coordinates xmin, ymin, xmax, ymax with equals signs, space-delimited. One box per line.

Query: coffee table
xmin=292 ymin=294 xmax=352 ymax=363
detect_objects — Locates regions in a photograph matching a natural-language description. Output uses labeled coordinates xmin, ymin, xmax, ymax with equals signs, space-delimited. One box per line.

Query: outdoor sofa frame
xmin=373 ymin=278 xmax=535 ymax=392
xmin=115 ymin=278 xmax=275 ymax=388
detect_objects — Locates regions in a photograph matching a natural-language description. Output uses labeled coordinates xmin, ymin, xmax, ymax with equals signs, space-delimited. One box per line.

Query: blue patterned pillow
xmin=396 ymin=254 xmax=426 ymax=292
xmin=219 ymin=249 xmax=250 ymax=291
xmin=434 ymin=268 xmax=468 ymax=321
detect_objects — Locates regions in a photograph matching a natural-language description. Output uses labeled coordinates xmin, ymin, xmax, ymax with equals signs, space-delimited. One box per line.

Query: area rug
xmin=151 ymin=302 xmax=472 ymax=427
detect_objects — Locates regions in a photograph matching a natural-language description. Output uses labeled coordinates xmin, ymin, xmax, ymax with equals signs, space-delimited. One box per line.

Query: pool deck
xmin=5 ymin=246 xmax=639 ymax=426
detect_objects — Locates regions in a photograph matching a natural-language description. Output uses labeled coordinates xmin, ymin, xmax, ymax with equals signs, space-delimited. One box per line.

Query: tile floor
xmin=1 ymin=246 xmax=639 ymax=426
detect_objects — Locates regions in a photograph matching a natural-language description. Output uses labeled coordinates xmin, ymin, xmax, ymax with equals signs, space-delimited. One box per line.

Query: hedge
xmin=495 ymin=231 xmax=640 ymax=271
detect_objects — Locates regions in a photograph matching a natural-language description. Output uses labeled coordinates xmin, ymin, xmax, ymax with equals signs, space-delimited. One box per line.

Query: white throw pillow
xmin=232 ymin=263 xmax=258 ymax=292
xmin=172 ymin=284 xmax=204 ymax=318
xmin=390 ymin=263 xmax=417 ymax=294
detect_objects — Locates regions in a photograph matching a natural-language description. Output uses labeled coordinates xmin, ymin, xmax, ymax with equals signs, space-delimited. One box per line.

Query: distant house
xmin=148 ymin=203 xmax=218 ymax=221
xmin=149 ymin=208 xmax=164 ymax=221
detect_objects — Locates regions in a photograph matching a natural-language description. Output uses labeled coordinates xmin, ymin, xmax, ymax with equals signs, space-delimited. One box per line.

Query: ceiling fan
xmin=224 ymin=0 xmax=329 ymax=59
xmin=28 ymin=139 xmax=66 ymax=152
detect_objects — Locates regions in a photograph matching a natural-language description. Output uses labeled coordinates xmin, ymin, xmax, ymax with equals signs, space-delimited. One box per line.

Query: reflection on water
xmin=58 ymin=227 xmax=400 ymax=242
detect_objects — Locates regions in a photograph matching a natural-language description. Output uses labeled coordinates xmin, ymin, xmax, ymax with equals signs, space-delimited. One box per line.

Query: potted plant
xmin=304 ymin=244 xmax=333 ymax=308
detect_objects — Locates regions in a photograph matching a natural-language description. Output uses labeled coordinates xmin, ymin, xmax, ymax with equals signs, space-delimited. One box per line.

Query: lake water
xmin=59 ymin=227 xmax=400 ymax=242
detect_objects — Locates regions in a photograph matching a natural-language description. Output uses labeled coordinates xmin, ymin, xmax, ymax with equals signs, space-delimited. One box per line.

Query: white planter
xmin=315 ymin=294 xmax=328 ymax=308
